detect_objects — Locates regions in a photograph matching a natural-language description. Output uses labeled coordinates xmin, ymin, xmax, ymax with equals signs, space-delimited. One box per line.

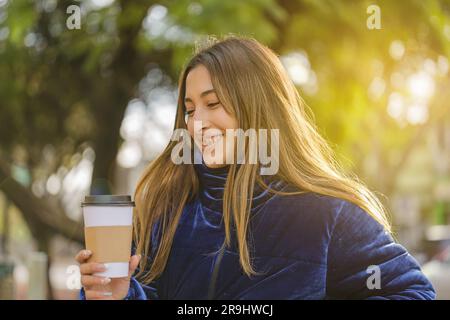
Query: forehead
xmin=185 ymin=65 xmax=214 ymax=93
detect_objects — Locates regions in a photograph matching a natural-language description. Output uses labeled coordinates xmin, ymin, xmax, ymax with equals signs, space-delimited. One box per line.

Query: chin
xmin=203 ymin=158 xmax=226 ymax=168
xmin=202 ymin=153 xmax=227 ymax=167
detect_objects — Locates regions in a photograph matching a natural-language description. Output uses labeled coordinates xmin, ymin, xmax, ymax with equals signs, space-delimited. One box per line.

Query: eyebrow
xmin=184 ymin=89 xmax=216 ymax=103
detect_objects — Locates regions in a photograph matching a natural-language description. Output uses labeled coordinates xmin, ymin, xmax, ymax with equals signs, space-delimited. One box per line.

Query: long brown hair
xmin=133 ymin=35 xmax=391 ymax=284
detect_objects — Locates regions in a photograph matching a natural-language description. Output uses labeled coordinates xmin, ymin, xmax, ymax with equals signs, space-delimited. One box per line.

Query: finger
xmin=81 ymin=275 xmax=111 ymax=287
xmin=85 ymin=290 xmax=114 ymax=300
xmin=128 ymin=254 xmax=142 ymax=278
xmin=80 ymin=262 xmax=107 ymax=275
xmin=75 ymin=250 xmax=92 ymax=264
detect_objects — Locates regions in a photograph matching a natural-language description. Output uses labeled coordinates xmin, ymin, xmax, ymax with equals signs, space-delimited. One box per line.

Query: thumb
xmin=128 ymin=254 xmax=141 ymax=278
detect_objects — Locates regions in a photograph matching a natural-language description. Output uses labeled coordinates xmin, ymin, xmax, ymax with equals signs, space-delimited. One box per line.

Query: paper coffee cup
xmin=81 ymin=195 xmax=135 ymax=278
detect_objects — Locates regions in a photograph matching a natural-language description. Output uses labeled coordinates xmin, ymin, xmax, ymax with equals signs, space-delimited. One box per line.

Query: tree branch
xmin=0 ymin=157 xmax=83 ymax=244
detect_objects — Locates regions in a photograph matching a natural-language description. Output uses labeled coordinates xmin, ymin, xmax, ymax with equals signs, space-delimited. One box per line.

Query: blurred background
xmin=0 ymin=0 xmax=449 ymax=300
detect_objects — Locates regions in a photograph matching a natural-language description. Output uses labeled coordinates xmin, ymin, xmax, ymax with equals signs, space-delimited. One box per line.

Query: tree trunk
xmin=0 ymin=157 xmax=84 ymax=244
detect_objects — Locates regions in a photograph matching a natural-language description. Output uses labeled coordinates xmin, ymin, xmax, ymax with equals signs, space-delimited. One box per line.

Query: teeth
xmin=203 ymin=134 xmax=222 ymax=147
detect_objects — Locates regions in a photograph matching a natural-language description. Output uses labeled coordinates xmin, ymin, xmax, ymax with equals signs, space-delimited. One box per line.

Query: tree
xmin=0 ymin=0 xmax=285 ymax=298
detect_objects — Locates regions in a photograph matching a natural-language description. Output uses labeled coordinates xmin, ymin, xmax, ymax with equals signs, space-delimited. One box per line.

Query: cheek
xmin=217 ymin=109 xmax=238 ymax=131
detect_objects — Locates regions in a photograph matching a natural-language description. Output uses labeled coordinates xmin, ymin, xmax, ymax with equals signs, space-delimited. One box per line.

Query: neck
xmin=193 ymin=159 xmax=285 ymax=213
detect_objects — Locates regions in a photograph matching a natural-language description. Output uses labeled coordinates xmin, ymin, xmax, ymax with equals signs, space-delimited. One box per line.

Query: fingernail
xmin=103 ymin=292 xmax=113 ymax=296
xmin=85 ymin=250 xmax=92 ymax=256
xmin=99 ymin=264 xmax=107 ymax=271
xmin=102 ymin=278 xmax=111 ymax=284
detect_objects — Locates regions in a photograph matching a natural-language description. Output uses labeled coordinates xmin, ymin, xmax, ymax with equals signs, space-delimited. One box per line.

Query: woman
xmin=77 ymin=36 xmax=435 ymax=300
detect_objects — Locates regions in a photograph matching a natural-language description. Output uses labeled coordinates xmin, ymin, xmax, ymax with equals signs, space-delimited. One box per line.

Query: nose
xmin=190 ymin=105 xmax=213 ymax=132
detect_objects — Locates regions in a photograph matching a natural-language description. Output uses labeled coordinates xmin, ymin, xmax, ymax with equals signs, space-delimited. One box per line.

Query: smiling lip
xmin=201 ymin=134 xmax=223 ymax=147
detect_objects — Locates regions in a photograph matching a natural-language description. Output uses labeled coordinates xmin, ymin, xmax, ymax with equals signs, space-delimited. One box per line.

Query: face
xmin=184 ymin=64 xmax=238 ymax=168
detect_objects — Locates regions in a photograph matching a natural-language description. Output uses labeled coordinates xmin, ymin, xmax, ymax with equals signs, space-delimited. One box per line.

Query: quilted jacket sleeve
xmin=326 ymin=201 xmax=435 ymax=300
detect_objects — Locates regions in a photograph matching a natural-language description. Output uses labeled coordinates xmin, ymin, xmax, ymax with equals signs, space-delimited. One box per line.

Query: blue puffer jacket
xmin=81 ymin=160 xmax=435 ymax=300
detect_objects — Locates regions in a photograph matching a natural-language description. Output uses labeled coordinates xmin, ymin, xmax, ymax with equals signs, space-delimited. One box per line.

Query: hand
xmin=75 ymin=249 xmax=141 ymax=300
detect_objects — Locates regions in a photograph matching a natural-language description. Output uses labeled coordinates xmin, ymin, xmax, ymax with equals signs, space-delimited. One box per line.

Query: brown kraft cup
xmin=81 ymin=195 xmax=135 ymax=278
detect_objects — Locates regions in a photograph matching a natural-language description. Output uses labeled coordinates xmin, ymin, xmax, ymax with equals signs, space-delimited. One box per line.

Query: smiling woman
xmin=78 ymin=35 xmax=436 ymax=300
xmin=183 ymin=65 xmax=238 ymax=168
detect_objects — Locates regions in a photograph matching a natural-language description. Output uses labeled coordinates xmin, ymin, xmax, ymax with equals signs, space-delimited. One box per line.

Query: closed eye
xmin=184 ymin=102 xmax=220 ymax=119
xmin=207 ymin=102 xmax=220 ymax=108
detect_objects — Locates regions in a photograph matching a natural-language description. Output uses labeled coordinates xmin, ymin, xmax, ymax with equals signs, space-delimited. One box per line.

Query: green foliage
xmin=0 ymin=0 xmax=449 ymax=198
